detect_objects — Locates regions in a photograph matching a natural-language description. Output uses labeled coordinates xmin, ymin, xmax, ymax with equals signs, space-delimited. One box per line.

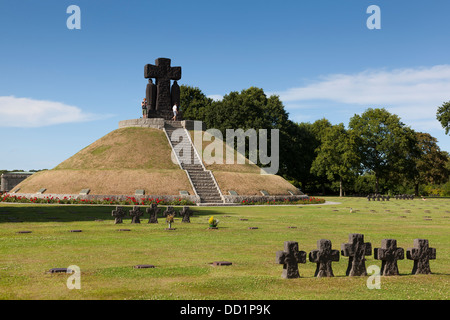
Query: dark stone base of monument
xmin=212 ymin=261 xmax=232 ymax=266
xmin=134 ymin=264 xmax=155 ymax=269
xmin=165 ymin=228 xmax=176 ymax=230
xmin=146 ymin=110 xmax=177 ymax=121
xmin=208 ymin=227 xmax=218 ymax=229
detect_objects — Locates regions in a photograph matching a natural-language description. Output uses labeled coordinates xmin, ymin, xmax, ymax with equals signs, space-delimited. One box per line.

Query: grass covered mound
xmin=13 ymin=127 xmax=192 ymax=195
xmin=0 ymin=196 xmax=448 ymax=300
xmin=55 ymin=127 xmax=177 ymax=170
xmin=13 ymin=126 xmax=299 ymax=196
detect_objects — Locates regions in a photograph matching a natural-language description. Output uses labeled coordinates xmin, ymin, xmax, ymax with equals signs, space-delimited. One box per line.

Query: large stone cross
xmin=341 ymin=233 xmax=372 ymax=276
xmin=144 ymin=58 xmax=181 ymax=115
xmin=407 ymin=239 xmax=436 ymax=275
xmin=309 ymin=239 xmax=340 ymax=277
xmin=276 ymin=241 xmax=307 ymax=279
xmin=374 ymin=239 xmax=404 ymax=276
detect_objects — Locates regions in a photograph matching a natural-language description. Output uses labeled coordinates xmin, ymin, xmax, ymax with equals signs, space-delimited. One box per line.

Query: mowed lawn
xmin=0 ymin=197 xmax=448 ymax=300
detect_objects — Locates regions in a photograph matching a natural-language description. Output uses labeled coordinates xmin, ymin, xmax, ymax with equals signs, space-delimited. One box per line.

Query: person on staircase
xmin=172 ymin=103 xmax=178 ymax=121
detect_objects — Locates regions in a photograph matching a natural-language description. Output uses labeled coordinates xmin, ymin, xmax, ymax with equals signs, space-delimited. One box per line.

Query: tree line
xmin=180 ymin=85 xmax=450 ymax=196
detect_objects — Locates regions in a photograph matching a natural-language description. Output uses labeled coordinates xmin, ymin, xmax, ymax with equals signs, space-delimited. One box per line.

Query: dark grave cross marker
xmin=180 ymin=206 xmax=193 ymax=223
xmin=163 ymin=206 xmax=176 ymax=217
xmin=146 ymin=204 xmax=160 ymax=224
xmin=309 ymin=239 xmax=340 ymax=277
xmin=129 ymin=206 xmax=143 ymax=224
xmin=212 ymin=261 xmax=232 ymax=266
xmin=112 ymin=206 xmax=126 ymax=224
xmin=341 ymin=233 xmax=372 ymax=276
xmin=407 ymin=239 xmax=436 ymax=275
xmin=134 ymin=264 xmax=155 ymax=269
xmin=276 ymin=241 xmax=307 ymax=279
xmin=47 ymin=268 xmax=74 ymax=274
xmin=144 ymin=58 xmax=181 ymax=113
xmin=374 ymin=239 xmax=404 ymax=276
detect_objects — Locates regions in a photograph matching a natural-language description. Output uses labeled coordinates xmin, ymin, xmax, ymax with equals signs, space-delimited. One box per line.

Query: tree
xmin=179 ymin=85 xmax=213 ymax=123
xmin=412 ymin=132 xmax=449 ymax=195
xmin=436 ymin=101 xmax=450 ymax=135
xmin=289 ymin=122 xmax=319 ymax=192
xmin=349 ymin=108 xmax=418 ymax=193
xmin=204 ymin=87 xmax=270 ymax=131
xmin=311 ymin=124 xmax=359 ymax=197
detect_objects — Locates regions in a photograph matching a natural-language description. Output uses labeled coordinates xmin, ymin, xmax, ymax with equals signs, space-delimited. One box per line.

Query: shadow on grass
xmin=0 ymin=204 xmax=224 ymax=223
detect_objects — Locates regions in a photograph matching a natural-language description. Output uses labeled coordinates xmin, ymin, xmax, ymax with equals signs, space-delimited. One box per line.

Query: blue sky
xmin=1 ymin=0 xmax=449 ymax=170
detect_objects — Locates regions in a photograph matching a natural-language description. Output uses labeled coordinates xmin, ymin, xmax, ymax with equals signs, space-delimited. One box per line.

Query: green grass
xmin=0 ymin=197 xmax=449 ymax=300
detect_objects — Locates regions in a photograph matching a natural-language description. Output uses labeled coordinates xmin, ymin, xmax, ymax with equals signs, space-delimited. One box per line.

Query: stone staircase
xmin=164 ymin=121 xmax=224 ymax=204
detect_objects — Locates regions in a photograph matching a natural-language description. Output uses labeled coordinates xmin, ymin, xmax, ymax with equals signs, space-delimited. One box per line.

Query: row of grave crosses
xmin=395 ymin=194 xmax=415 ymax=200
xmin=111 ymin=205 xmax=193 ymax=224
xmin=276 ymin=234 xmax=436 ymax=279
xmin=367 ymin=194 xmax=390 ymax=201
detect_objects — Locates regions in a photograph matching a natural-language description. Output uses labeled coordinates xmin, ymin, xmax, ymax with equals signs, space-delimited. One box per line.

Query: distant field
xmin=0 ymin=196 xmax=448 ymax=300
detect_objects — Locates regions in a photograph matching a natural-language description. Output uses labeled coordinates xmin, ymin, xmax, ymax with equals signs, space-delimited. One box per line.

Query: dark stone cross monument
xmin=144 ymin=57 xmax=182 ymax=120
xmin=374 ymin=239 xmax=404 ymax=276
xmin=407 ymin=239 xmax=436 ymax=275
xmin=276 ymin=241 xmax=307 ymax=279
xmin=341 ymin=233 xmax=372 ymax=276
xmin=308 ymin=239 xmax=340 ymax=277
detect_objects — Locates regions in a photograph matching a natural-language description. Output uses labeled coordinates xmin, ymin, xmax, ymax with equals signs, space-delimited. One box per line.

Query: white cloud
xmin=207 ymin=94 xmax=223 ymax=101
xmin=0 ymin=96 xmax=106 ymax=127
xmin=274 ymin=65 xmax=450 ymax=130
